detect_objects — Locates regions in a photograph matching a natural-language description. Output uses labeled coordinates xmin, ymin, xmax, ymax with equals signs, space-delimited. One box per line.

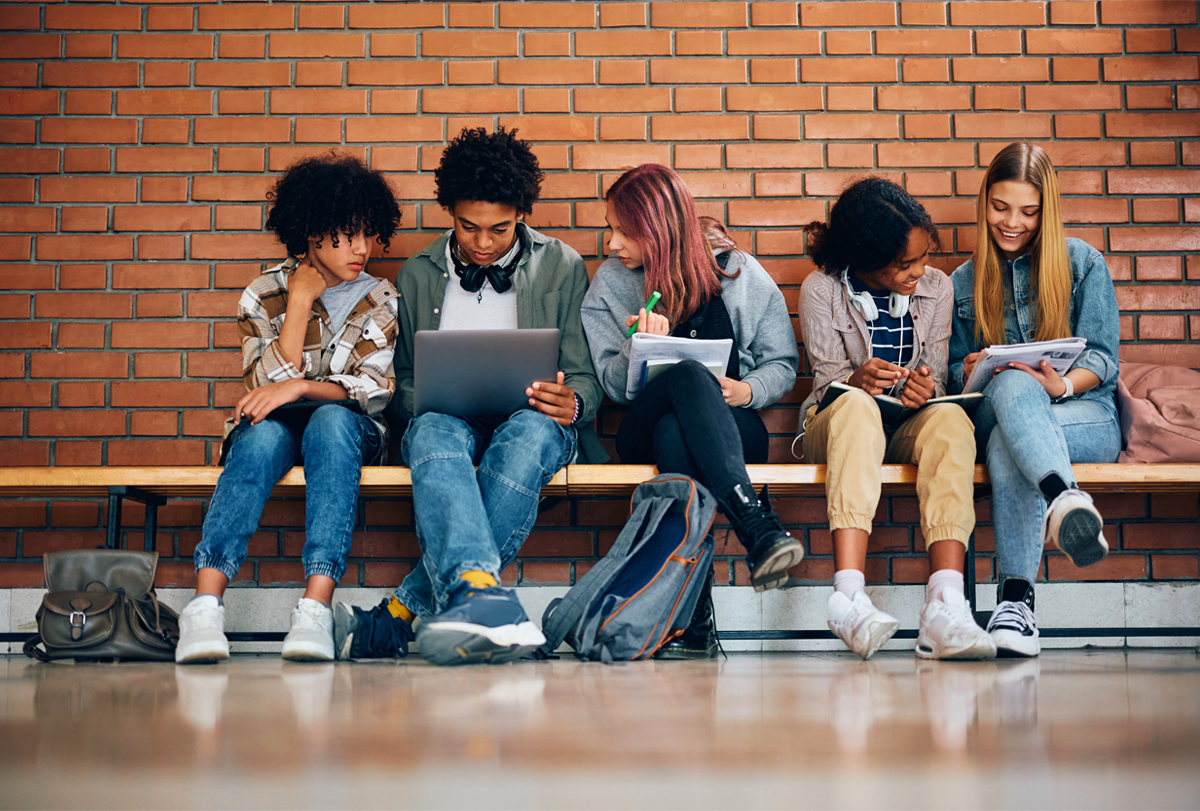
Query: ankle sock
xmin=834 ymin=569 xmax=865 ymax=598
xmin=926 ymin=569 xmax=964 ymax=604
xmin=190 ymin=593 xmax=224 ymax=608
xmin=1038 ymin=472 xmax=1070 ymax=503
xmin=386 ymin=596 xmax=415 ymax=623
xmin=460 ymin=570 xmax=499 ymax=589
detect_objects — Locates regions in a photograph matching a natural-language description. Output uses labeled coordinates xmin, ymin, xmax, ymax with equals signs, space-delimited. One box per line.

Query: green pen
xmin=626 ymin=291 xmax=662 ymax=338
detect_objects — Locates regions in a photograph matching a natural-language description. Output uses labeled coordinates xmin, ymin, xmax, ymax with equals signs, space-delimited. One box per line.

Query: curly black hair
xmin=434 ymin=127 xmax=543 ymax=214
xmin=265 ymin=153 xmax=401 ymax=258
xmin=805 ymin=176 xmax=941 ymax=277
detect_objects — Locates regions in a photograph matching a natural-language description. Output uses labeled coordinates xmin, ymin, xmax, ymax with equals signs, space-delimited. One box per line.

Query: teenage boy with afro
xmin=176 ymin=154 xmax=402 ymax=664
xmin=333 ymin=127 xmax=604 ymax=666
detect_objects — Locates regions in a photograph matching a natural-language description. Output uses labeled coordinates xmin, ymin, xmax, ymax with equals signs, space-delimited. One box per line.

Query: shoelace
xmin=988 ymin=601 xmax=1034 ymax=634
xmin=292 ymin=602 xmax=329 ymax=632
xmin=366 ymin=601 xmax=414 ymax=656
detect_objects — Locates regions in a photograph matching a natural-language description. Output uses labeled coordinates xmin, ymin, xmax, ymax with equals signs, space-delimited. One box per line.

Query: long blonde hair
xmin=973 ymin=142 xmax=1072 ymax=345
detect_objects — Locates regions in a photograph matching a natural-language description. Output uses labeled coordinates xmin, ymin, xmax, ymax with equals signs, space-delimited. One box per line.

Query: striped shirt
xmin=226 ymin=257 xmax=400 ymax=448
xmin=848 ymin=272 xmax=914 ymax=369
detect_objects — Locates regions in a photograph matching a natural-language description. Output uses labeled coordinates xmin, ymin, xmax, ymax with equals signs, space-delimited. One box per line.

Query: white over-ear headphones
xmin=841 ymin=267 xmax=909 ymax=321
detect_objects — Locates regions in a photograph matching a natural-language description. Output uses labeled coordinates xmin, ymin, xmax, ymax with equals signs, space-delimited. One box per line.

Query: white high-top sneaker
xmin=916 ymin=588 xmax=997 ymax=660
xmin=1044 ymin=488 xmax=1107 ymax=568
xmin=827 ymin=591 xmax=900 ymax=660
xmin=281 ymin=598 xmax=335 ymax=662
xmin=175 ymin=594 xmax=230 ymax=664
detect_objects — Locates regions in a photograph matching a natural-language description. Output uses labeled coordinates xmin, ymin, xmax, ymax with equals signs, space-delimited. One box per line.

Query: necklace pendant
xmin=477 ymin=291 xmax=483 ymax=303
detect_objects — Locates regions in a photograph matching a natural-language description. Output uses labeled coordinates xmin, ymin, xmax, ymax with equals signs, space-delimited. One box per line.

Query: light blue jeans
xmin=975 ymin=371 xmax=1121 ymax=591
xmin=393 ymin=409 xmax=576 ymax=618
xmin=196 ymin=404 xmax=382 ymax=582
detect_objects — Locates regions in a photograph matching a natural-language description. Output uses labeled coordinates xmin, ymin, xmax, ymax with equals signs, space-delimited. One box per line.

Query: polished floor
xmin=1 ymin=650 xmax=1198 ymax=810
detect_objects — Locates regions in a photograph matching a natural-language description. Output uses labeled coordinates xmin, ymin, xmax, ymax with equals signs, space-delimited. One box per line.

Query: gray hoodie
xmin=581 ymin=251 xmax=799 ymax=409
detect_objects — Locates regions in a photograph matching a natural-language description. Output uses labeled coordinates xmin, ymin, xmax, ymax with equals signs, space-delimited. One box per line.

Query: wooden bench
xmin=3 ymin=463 xmax=1198 ymax=643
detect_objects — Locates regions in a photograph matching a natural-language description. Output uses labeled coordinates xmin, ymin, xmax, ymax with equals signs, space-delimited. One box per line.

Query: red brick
xmin=43 ymin=63 xmax=138 ymax=89
xmin=1108 ymin=169 xmax=1200 ymax=195
xmin=1136 ymin=256 xmax=1182 ymax=282
xmin=650 ymin=59 xmax=745 ymax=85
xmin=1026 ymin=85 xmax=1120 ymax=111
xmin=878 ymin=86 xmax=971 ymax=111
xmin=346 ymin=116 xmax=443 ymax=142
xmin=1099 ymin=0 xmax=1196 ymax=24
xmin=728 ymin=30 xmax=820 ymax=55
xmin=1123 ymin=523 xmax=1199 ymax=549
xmin=751 ymin=1 xmax=798 ymax=25
xmin=954 ymin=113 xmax=1052 ymax=139
xmin=1126 ymin=28 xmax=1174 ymax=53
xmin=35 ymin=235 xmax=133 ymax=262
xmin=650 ymin=115 xmax=747 ymax=141
xmin=575 ymin=87 xmax=670 ymax=113
xmin=675 ymin=31 xmax=721 ymax=54
xmin=57 ymin=382 xmax=103 ymax=407
xmin=876 ymin=30 xmax=972 ymax=55
xmin=192 ymin=175 xmax=273 ymax=202
xmin=1053 ymin=57 xmax=1101 ymax=83
xmin=135 ymin=353 xmax=183 ymax=379
xmin=1105 ymin=56 xmax=1199 ymax=82
xmin=363 ymin=561 xmax=413 ymax=588
xmin=144 ymin=62 xmax=191 ymax=87
xmin=1110 ymin=228 xmax=1200 ymax=253
xmin=117 ymin=34 xmax=214 ymax=60
xmin=599 ymin=3 xmax=645 ymax=26
xmin=195 ymin=62 xmax=290 ymax=88
xmin=422 ymin=30 xmax=518 ymax=57
xmin=650 ymin=1 xmax=745 ymax=27
xmin=1138 ymin=314 xmax=1185 ymax=340
xmin=575 ymin=143 xmax=671 ymax=170
xmin=521 ymin=560 xmax=572 ymax=585
xmin=29 ymin=410 xmax=126 ymax=437
xmin=109 ymin=439 xmax=207 ymax=467
xmin=805 ymin=114 xmax=898 ymax=140
xmin=24 ymin=531 xmax=110 ymax=556
xmin=198 ymin=5 xmax=296 ymax=30
xmin=518 ymin=530 xmax=593 ymax=557
xmin=952 ymin=58 xmax=1048 ymax=83
xmin=949 ymin=1 xmax=1045 ymax=26
xmin=1026 ymin=29 xmax=1122 ymax=54
xmin=728 ymin=87 xmax=822 ymax=112
xmin=0 ymin=563 xmax=42 ymax=587
xmin=1050 ymin=0 xmax=1096 ymax=24
xmin=269 ymin=33 xmax=364 ymax=59
xmin=113 ymin=206 xmax=211 ymax=233
xmin=1106 ymin=112 xmax=1200 ymax=138
xmin=801 ymin=58 xmax=895 ymax=84
xmin=0 ymin=501 xmax=45 ymax=528
xmin=137 ymin=292 xmax=183 ymax=318
xmin=800 ymin=1 xmax=895 ymax=26
xmin=41 ymin=118 xmax=138 ymax=145
xmin=1133 ymin=198 xmax=1179 ymax=223
xmin=577 ymin=30 xmax=671 ymax=56
xmin=728 ymin=199 xmax=824 ymax=227
xmin=110 ymin=322 xmax=210 ymax=350
xmin=45 ymin=5 xmax=141 ymax=30
xmin=1151 ymin=555 xmax=1199 ymax=580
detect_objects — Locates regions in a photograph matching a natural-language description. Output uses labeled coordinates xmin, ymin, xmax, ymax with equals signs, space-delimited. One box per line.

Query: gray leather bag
xmin=24 ymin=550 xmax=180 ymax=662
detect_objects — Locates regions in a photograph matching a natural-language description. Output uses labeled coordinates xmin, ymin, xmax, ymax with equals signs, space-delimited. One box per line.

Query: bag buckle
xmin=69 ymin=610 xmax=86 ymax=640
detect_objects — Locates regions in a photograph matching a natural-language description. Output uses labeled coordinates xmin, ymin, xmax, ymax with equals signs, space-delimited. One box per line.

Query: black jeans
xmin=616 ymin=359 xmax=768 ymax=499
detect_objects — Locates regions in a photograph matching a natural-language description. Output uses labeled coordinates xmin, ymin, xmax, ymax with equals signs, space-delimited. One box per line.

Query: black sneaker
xmin=333 ymin=599 xmax=415 ymax=661
xmin=417 ymin=582 xmax=545 ymax=667
xmin=986 ymin=578 xmax=1040 ymax=658
xmin=720 ymin=483 xmax=804 ymax=592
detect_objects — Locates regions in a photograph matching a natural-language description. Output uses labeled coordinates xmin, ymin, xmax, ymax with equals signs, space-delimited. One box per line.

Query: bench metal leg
xmin=106 ymin=486 xmax=167 ymax=551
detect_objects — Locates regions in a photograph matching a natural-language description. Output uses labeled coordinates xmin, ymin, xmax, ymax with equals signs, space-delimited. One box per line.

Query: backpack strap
xmin=537 ymin=492 xmax=674 ymax=657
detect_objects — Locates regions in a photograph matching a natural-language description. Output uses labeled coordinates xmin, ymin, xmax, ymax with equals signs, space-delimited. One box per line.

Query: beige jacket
xmin=798 ymin=266 xmax=953 ymax=416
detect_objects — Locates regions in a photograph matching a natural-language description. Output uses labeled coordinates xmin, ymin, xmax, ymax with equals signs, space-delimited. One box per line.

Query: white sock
xmin=834 ymin=569 xmax=865 ymax=598
xmin=926 ymin=569 xmax=964 ymax=604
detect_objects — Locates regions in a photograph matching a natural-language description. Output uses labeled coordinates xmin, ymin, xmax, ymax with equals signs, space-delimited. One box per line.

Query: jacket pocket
xmin=534 ymin=291 xmax=562 ymax=326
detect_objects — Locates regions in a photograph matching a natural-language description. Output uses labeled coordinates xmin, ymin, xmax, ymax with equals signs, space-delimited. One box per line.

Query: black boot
xmin=720 ymin=483 xmax=804 ymax=592
xmin=655 ymin=563 xmax=717 ymax=660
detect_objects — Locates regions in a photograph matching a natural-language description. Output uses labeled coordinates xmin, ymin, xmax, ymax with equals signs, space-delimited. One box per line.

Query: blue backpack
xmin=539 ymin=474 xmax=716 ymax=662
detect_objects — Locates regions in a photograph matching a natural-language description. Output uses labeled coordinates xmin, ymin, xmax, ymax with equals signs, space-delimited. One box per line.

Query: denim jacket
xmin=947 ymin=237 xmax=1120 ymax=402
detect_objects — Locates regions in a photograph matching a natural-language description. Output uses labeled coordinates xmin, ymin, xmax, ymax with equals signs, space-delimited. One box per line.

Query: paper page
xmin=625 ymin=333 xmax=733 ymax=400
xmin=963 ymin=337 xmax=1086 ymax=394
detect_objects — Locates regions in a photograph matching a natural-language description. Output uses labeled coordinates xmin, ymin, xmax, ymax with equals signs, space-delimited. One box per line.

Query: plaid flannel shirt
xmin=223 ymin=258 xmax=399 ymax=450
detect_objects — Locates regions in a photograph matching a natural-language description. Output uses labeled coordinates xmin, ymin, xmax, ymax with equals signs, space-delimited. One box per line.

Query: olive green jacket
xmin=388 ymin=224 xmax=609 ymax=463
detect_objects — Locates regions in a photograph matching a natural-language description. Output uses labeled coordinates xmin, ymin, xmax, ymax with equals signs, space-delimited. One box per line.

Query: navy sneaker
xmin=417 ymin=582 xmax=545 ymax=667
xmin=333 ymin=599 xmax=415 ymax=661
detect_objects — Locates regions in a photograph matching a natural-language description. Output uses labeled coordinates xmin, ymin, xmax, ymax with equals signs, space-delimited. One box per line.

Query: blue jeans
xmin=393 ymin=409 xmax=576 ymax=618
xmin=975 ymin=371 xmax=1120 ymax=590
xmin=195 ymin=404 xmax=382 ymax=582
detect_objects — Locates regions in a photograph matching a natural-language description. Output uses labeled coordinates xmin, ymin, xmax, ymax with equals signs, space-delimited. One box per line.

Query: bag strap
xmin=23 ymin=634 xmax=49 ymax=662
xmin=537 ymin=494 xmax=673 ymax=657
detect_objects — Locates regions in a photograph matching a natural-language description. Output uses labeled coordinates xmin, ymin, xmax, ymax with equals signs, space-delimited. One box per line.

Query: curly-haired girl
xmin=800 ymin=176 xmax=993 ymax=661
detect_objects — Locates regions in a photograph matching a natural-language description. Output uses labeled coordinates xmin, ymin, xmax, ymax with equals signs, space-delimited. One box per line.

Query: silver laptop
xmin=413 ymin=328 xmax=561 ymax=418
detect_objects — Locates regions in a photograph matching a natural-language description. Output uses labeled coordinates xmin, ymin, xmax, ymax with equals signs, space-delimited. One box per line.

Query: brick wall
xmin=1 ymin=0 xmax=1198 ymax=590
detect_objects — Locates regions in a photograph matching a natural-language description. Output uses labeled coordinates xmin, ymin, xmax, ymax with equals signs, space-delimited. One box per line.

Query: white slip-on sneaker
xmin=1043 ymin=488 xmax=1107 ymax=568
xmin=175 ymin=594 xmax=230 ymax=664
xmin=281 ymin=598 xmax=335 ymax=662
xmin=916 ymin=588 xmax=997 ymax=660
xmin=827 ymin=591 xmax=900 ymax=660
xmin=987 ymin=599 xmax=1040 ymax=658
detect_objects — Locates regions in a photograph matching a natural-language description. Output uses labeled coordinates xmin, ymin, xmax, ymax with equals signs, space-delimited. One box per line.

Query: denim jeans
xmin=616 ymin=360 xmax=766 ymax=498
xmin=393 ymin=409 xmax=576 ymax=618
xmin=975 ymin=370 xmax=1121 ymax=590
xmin=195 ymin=404 xmax=382 ymax=582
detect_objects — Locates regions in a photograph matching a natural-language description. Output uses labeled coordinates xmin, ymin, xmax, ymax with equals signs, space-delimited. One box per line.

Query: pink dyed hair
xmin=605 ymin=164 xmax=728 ymax=326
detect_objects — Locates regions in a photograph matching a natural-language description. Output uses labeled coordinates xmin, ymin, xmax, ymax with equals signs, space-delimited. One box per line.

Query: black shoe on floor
xmin=333 ymin=599 xmax=415 ymax=661
xmin=721 ymin=483 xmax=804 ymax=592
xmin=656 ymin=565 xmax=717 ymax=660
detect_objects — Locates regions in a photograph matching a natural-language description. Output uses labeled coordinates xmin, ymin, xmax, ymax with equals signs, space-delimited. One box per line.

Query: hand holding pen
xmin=848 ymin=357 xmax=908 ymax=396
xmin=625 ymin=290 xmax=666 ymax=337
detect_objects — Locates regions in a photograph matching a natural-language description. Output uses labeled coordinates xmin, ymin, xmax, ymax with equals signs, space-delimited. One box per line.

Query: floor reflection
xmin=1 ymin=650 xmax=1198 ymax=809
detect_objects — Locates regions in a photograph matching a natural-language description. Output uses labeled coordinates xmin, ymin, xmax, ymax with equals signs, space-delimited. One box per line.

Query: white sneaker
xmin=916 ymin=588 xmax=997 ymax=660
xmin=175 ymin=594 xmax=230 ymax=664
xmin=1044 ymin=488 xmax=1107 ymax=568
xmin=827 ymin=591 xmax=900 ymax=660
xmin=987 ymin=599 xmax=1040 ymax=658
xmin=281 ymin=598 xmax=335 ymax=662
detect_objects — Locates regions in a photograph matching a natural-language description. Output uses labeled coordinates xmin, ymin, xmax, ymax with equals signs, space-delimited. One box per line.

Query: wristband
xmin=1053 ymin=376 xmax=1074 ymax=403
xmin=571 ymin=393 xmax=582 ymax=425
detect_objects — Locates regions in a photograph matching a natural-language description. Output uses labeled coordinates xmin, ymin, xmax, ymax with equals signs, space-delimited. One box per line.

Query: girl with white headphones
xmin=798 ymin=177 xmax=991 ymax=661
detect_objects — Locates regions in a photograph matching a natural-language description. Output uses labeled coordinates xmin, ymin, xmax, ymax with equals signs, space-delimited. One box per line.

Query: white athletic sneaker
xmin=827 ymin=591 xmax=900 ymax=660
xmin=916 ymin=588 xmax=997 ymax=660
xmin=281 ymin=598 xmax=335 ymax=662
xmin=1044 ymin=488 xmax=1107 ymax=568
xmin=175 ymin=594 xmax=230 ymax=664
xmin=987 ymin=599 xmax=1040 ymax=658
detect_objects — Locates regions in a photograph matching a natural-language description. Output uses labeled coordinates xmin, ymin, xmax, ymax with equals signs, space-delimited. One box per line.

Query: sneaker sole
xmin=418 ymin=621 xmax=545 ymax=667
xmin=1056 ymin=507 xmax=1107 ymax=568
xmin=857 ymin=616 xmax=901 ymax=660
xmin=281 ymin=642 xmax=334 ymax=662
xmin=750 ymin=539 xmax=805 ymax=592
xmin=175 ymin=642 xmax=230 ymax=665
xmin=991 ymin=628 xmax=1040 ymax=658
xmin=915 ymin=635 xmax=997 ymax=660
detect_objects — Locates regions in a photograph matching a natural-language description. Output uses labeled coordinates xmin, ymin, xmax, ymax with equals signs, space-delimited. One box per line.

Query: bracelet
xmin=1053 ymin=376 xmax=1075 ymax=403
xmin=571 ymin=393 xmax=582 ymax=425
